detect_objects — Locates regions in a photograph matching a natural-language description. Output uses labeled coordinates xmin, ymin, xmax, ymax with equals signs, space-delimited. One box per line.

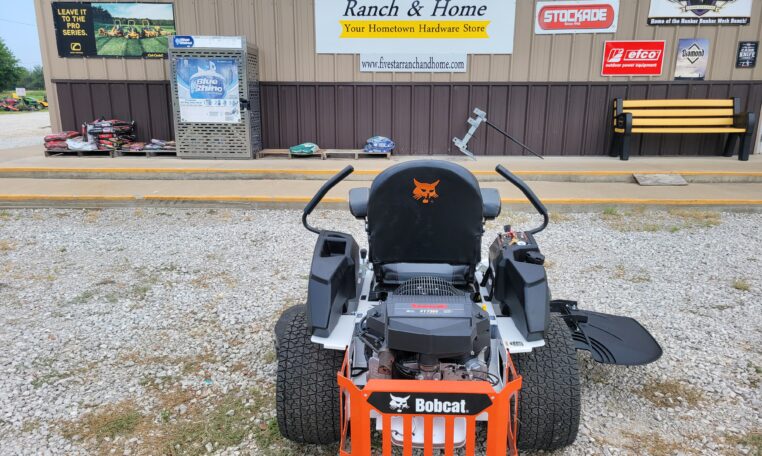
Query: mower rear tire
xmin=275 ymin=305 xmax=344 ymax=444
xmin=514 ymin=314 xmax=581 ymax=451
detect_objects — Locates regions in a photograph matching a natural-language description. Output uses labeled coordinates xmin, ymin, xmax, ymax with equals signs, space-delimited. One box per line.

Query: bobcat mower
xmin=275 ymin=160 xmax=662 ymax=455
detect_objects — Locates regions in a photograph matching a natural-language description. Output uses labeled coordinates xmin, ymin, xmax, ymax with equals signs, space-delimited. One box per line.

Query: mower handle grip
xmin=496 ymin=164 xmax=549 ymax=235
xmin=303 ymin=165 xmax=354 ymax=234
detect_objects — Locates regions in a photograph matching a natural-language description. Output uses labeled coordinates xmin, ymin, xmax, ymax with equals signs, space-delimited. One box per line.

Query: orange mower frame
xmin=337 ymin=351 xmax=522 ymax=456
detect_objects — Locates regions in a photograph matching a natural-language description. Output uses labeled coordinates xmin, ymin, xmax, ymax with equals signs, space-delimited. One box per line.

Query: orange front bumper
xmin=337 ymin=353 xmax=522 ymax=456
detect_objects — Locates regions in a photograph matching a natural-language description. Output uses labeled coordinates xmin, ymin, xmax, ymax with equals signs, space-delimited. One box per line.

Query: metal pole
xmin=483 ymin=119 xmax=544 ymax=160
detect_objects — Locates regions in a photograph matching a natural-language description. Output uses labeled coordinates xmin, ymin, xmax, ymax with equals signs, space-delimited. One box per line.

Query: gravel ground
xmin=0 ymin=207 xmax=760 ymax=456
xmin=0 ymin=112 xmax=52 ymax=149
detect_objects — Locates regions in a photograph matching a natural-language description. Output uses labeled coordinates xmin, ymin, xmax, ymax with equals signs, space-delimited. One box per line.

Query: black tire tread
xmin=275 ymin=305 xmax=344 ymax=444
xmin=514 ymin=314 xmax=581 ymax=451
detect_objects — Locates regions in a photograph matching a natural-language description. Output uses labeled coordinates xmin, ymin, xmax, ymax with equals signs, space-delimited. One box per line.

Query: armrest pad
xmin=481 ymin=188 xmax=501 ymax=220
xmin=349 ymin=188 xmax=369 ymax=219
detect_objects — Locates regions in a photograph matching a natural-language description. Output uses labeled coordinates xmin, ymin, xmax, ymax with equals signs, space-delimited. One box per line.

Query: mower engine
xmin=361 ymin=277 xmax=492 ymax=384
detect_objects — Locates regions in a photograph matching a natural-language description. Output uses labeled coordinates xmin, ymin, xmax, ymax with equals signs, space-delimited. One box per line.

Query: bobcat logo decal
xmin=389 ymin=394 xmax=410 ymax=413
xmin=413 ymin=179 xmax=440 ymax=204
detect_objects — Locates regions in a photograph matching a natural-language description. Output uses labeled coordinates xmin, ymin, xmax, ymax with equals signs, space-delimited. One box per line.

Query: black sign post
xmin=736 ymin=41 xmax=758 ymax=68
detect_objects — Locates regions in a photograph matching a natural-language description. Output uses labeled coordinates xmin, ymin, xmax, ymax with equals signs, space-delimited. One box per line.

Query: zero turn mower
xmin=141 ymin=19 xmax=160 ymax=38
xmin=99 ymin=19 xmax=124 ymax=37
xmin=125 ymin=20 xmax=140 ymax=40
xmin=275 ymin=160 xmax=662 ymax=455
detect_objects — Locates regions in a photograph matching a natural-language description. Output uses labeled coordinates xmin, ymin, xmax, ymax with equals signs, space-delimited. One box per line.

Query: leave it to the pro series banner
xmin=52 ymin=2 xmax=176 ymax=58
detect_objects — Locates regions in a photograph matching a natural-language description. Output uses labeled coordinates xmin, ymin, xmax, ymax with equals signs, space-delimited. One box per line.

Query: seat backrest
xmin=367 ymin=160 xmax=484 ymax=268
xmin=613 ymin=97 xmax=740 ymax=130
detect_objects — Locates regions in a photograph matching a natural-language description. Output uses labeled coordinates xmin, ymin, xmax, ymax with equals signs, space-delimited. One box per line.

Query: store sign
xmin=601 ymin=40 xmax=665 ymax=76
xmin=534 ymin=0 xmax=619 ymax=34
xmin=52 ymin=2 xmax=176 ymax=58
xmin=674 ymin=38 xmax=709 ymax=80
xmin=15 ymin=88 xmax=26 ymax=97
xmin=314 ymin=0 xmax=517 ymax=54
xmin=170 ymin=35 xmax=244 ymax=49
xmin=176 ymin=58 xmax=241 ymax=124
xmin=736 ymin=41 xmax=758 ymax=68
xmin=359 ymin=53 xmax=467 ymax=72
xmin=647 ymin=0 xmax=752 ymax=26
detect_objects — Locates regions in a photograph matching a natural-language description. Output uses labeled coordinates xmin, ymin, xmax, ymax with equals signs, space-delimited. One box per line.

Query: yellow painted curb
xmin=511 ymin=198 xmax=762 ymax=205
xmin=142 ymin=195 xmax=346 ymax=203
xmin=1 ymin=167 xmax=761 ymax=178
xmin=0 ymin=195 xmax=135 ymax=202
xmin=1 ymin=195 xmax=759 ymax=206
xmin=0 ymin=167 xmax=378 ymax=175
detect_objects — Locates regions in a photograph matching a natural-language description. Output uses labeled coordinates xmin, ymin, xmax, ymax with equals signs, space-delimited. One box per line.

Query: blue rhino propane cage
xmin=169 ymin=35 xmax=262 ymax=159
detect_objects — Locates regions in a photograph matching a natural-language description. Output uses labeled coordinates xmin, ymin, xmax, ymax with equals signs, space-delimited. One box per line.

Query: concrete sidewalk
xmin=2 ymin=146 xmax=762 ymax=208
xmin=2 ymin=146 xmax=761 ymax=182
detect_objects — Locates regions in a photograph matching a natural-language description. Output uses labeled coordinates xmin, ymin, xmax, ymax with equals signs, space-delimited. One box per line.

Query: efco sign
xmin=602 ymin=40 xmax=665 ymax=76
xmin=535 ymin=0 xmax=619 ymax=34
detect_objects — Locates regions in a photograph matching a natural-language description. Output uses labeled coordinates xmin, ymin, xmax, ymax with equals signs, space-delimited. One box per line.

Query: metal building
xmin=34 ymin=0 xmax=762 ymax=157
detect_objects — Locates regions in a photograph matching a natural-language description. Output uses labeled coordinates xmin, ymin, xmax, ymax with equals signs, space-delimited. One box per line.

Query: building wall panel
xmin=37 ymin=0 xmax=762 ymax=156
xmin=37 ymin=0 xmax=762 ymax=86
xmin=257 ymin=81 xmax=762 ymax=157
xmin=54 ymin=81 xmax=174 ymax=142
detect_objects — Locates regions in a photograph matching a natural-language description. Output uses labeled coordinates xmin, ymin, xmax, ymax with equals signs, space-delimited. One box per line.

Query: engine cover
xmin=365 ymin=294 xmax=490 ymax=358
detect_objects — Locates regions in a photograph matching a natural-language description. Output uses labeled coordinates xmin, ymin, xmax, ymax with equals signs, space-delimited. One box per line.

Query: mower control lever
xmin=303 ymin=165 xmax=354 ymax=234
xmin=496 ymin=165 xmax=549 ymax=234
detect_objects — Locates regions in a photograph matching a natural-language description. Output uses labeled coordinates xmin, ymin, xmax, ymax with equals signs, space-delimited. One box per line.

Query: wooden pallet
xmin=257 ymin=149 xmax=327 ymax=159
xmin=113 ymin=149 xmax=178 ymax=158
xmin=44 ymin=149 xmax=112 ymax=157
xmin=322 ymin=149 xmax=391 ymax=160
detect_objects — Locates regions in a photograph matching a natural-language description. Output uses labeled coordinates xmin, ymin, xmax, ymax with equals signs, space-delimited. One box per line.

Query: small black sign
xmin=52 ymin=2 xmax=96 ymax=58
xmin=736 ymin=41 xmax=758 ymax=69
xmin=367 ymin=392 xmax=492 ymax=416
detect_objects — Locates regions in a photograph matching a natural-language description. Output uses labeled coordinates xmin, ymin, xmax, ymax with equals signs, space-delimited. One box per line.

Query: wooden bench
xmin=611 ymin=98 xmax=757 ymax=161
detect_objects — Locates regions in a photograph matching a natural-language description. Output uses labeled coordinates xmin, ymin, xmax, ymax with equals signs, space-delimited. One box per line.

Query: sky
xmin=1 ymin=0 xmax=42 ymax=68
xmin=98 ymin=3 xmax=174 ymax=20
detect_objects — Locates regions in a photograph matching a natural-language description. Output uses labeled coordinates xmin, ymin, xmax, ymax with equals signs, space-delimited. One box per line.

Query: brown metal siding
xmin=260 ymin=81 xmax=762 ymax=157
xmin=53 ymin=80 xmax=174 ymax=142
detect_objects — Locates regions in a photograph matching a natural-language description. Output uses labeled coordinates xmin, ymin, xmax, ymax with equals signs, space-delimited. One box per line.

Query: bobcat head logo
xmin=389 ymin=394 xmax=410 ymax=412
xmin=413 ymin=179 xmax=440 ymax=204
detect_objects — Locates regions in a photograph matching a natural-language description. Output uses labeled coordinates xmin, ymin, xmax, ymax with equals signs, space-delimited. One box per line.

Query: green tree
xmin=19 ymin=65 xmax=45 ymax=90
xmin=0 ymin=37 xmax=23 ymax=90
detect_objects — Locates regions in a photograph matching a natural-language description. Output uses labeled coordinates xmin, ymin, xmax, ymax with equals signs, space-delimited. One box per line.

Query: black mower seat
xmin=356 ymin=160 xmax=489 ymax=270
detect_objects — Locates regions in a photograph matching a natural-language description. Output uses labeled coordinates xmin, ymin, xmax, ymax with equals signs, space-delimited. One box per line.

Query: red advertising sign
xmin=536 ymin=1 xmax=618 ymax=34
xmin=602 ymin=40 xmax=665 ymax=76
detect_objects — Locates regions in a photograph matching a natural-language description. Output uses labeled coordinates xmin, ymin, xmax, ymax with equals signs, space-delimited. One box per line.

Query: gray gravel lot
xmin=0 ymin=112 xmax=51 ymax=149
xmin=0 ymin=207 xmax=760 ymax=455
